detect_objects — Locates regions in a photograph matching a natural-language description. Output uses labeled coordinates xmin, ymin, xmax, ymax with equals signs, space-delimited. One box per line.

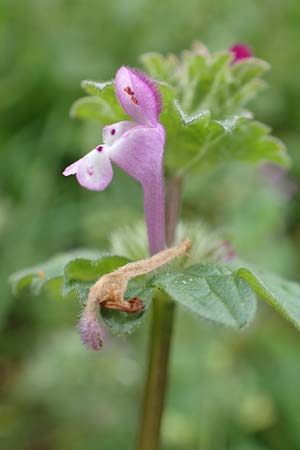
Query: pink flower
xmin=230 ymin=44 xmax=253 ymax=63
xmin=64 ymin=67 xmax=166 ymax=255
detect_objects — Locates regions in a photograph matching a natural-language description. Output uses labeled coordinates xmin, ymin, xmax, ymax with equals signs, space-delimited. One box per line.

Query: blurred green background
xmin=1 ymin=0 xmax=300 ymax=449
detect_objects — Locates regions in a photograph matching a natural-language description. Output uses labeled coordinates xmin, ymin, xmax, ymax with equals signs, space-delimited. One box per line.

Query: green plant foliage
xmin=151 ymin=262 xmax=300 ymax=332
xmin=3 ymin=1 xmax=300 ymax=448
xmin=70 ymin=45 xmax=289 ymax=178
xmin=10 ymin=250 xmax=152 ymax=336
xmin=71 ymin=81 xmax=128 ymax=124
xmin=153 ymin=264 xmax=257 ymax=328
xmin=10 ymin=250 xmax=100 ymax=296
xmin=141 ymin=46 xmax=269 ymax=116
xmin=101 ymin=281 xmax=154 ymax=335
xmin=70 ymin=96 xmax=118 ymax=124
xmin=63 ymin=253 xmax=130 ymax=297
xmin=237 ymin=267 xmax=300 ymax=330
xmin=163 ymin=112 xmax=288 ymax=174
xmin=109 ymin=221 xmax=229 ymax=264
xmin=10 ymin=251 xmax=129 ymax=298
xmin=7 ymin=32 xmax=298 ymax=336
xmin=10 ymin=247 xmax=300 ymax=336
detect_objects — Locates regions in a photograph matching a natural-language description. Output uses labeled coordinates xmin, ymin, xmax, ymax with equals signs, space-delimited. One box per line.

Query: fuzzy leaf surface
xmin=63 ymin=254 xmax=130 ymax=297
xmin=141 ymin=46 xmax=289 ymax=174
xmin=10 ymin=251 xmax=150 ymax=336
xmin=71 ymin=81 xmax=128 ymax=124
xmin=11 ymin=248 xmax=300 ymax=336
xmin=101 ymin=278 xmax=154 ymax=335
xmin=10 ymin=251 xmax=129 ymax=298
xmin=70 ymin=48 xmax=289 ymax=176
xmin=237 ymin=267 xmax=300 ymax=330
xmin=152 ymin=263 xmax=257 ymax=328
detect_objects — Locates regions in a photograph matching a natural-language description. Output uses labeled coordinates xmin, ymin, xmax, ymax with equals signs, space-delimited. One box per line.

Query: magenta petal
xmin=115 ymin=66 xmax=162 ymax=126
xmin=110 ymin=124 xmax=165 ymax=254
xmin=64 ymin=148 xmax=113 ymax=191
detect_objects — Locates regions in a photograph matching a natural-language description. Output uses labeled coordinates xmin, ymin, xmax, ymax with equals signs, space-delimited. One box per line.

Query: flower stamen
xmin=124 ymin=86 xmax=135 ymax=96
xmin=123 ymin=86 xmax=139 ymax=105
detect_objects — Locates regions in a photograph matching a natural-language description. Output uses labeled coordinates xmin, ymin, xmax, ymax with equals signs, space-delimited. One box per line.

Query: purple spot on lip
xmin=96 ymin=145 xmax=103 ymax=152
xmin=87 ymin=167 xmax=94 ymax=176
xmin=111 ymin=129 xmax=116 ymax=136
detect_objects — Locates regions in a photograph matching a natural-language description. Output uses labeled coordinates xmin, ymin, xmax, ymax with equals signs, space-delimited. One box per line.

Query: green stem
xmin=136 ymin=296 xmax=175 ymax=450
xmin=136 ymin=176 xmax=182 ymax=450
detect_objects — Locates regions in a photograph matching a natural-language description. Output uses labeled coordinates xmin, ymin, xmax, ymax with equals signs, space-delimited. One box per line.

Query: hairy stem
xmin=143 ymin=170 xmax=166 ymax=255
xmin=136 ymin=294 xmax=175 ymax=450
xmin=165 ymin=175 xmax=183 ymax=246
xmin=136 ymin=175 xmax=183 ymax=450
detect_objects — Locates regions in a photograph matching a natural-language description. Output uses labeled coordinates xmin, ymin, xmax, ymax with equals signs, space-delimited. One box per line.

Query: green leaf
xmin=196 ymin=120 xmax=290 ymax=171
xmin=81 ymin=80 xmax=113 ymax=97
xmin=10 ymin=251 xmax=130 ymax=301
xmin=70 ymin=96 xmax=126 ymax=125
xmin=10 ymin=249 xmax=152 ymax=336
xmin=64 ymin=254 xmax=130 ymax=283
xmin=185 ymin=263 xmax=232 ymax=276
xmin=165 ymin=114 xmax=289 ymax=174
xmin=110 ymin=220 xmax=229 ymax=265
xmin=236 ymin=267 xmax=300 ymax=330
xmin=180 ymin=51 xmax=233 ymax=114
xmin=10 ymin=250 xmax=102 ymax=296
xmin=231 ymin=58 xmax=270 ymax=85
xmin=161 ymin=99 xmax=211 ymax=171
xmin=173 ymin=100 xmax=211 ymax=126
xmin=144 ymin=48 xmax=267 ymax=118
xmin=215 ymin=113 xmax=251 ymax=133
xmin=74 ymin=282 xmax=92 ymax=305
xmin=153 ymin=264 xmax=257 ymax=328
xmin=70 ymin=81 xmax=127 ymax=124
xmin=69 ymin=44 xmax=288 ymax=177
xmin=101 ymin=277 xmax=153 ymax=335
xmin=63 ymin=254 xmax=130 ymax=299
xmin=140 ymin=44 xmax=289 ymax=175
xmin=140 ymin=52 xmax=179 ymax=85
xmin=228 ymin=78 xmax=267 ymax=111
xmin=176 ymin=50 xmax=268 ymax=117
xmin=160 ymin=76 xmax=288 ymax=175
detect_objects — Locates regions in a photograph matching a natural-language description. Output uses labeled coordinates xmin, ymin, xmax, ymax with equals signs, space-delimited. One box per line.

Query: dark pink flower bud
xmin=230 ymin=44 xmax=253 ymax=64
